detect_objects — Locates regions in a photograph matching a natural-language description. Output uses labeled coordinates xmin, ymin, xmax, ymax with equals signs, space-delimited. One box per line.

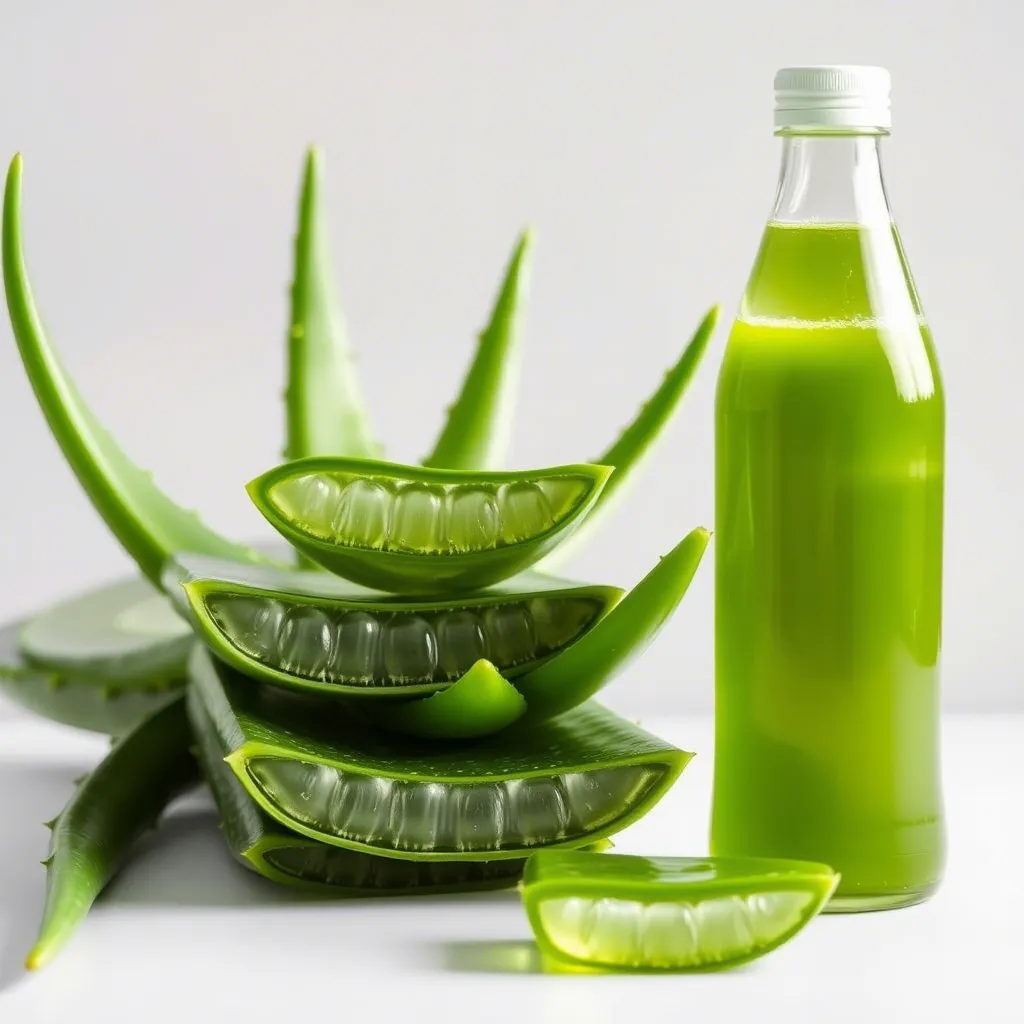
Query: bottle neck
xmin=770 ymin=133 xmax=893 ymax=226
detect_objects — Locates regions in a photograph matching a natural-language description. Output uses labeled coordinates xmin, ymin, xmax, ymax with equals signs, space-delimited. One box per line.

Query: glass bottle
xmin=710 ymin=66 xmax=945 ymax=911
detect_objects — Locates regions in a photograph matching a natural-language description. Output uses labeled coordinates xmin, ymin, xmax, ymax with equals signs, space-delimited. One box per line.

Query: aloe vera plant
xmin=0 ymin=621 xmax=183 ymax=736
xmin=3 ymin=147 xmax=720 ymax=973
xmin=191 ymin=644 xmax=691 ymax=861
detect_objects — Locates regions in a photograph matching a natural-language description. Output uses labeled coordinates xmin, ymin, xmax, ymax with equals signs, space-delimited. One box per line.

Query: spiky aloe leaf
xmin=538 ymin=306 xmax=718 ymax=571
xmin=2 ymin=155 xmax=266 ymax=586
xmin=422 ymin=230 xmax=533 ymax=470
xmin=285 ymin=146 xmax=379 ymax=464
xmin=516 ymin=527 xmax=710 ymax=719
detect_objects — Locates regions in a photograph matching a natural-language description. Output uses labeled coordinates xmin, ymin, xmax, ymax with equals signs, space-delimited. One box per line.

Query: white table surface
xmin=0 ymin=709 xmax=1019 ymax=1024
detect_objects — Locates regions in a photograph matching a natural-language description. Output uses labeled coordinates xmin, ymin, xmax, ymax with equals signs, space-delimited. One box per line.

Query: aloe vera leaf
xmin=1 ymin=154 xmax=266 ymax=586
xmin=537 ymin=306 xmax=718 ymax=572
xmin=18 ymin=576 xmax=191 ymax=685
xmin=165 ymin=553 xmax=622 ymax=699
xmin=515 ymin=526 xmax=710 ymax=719
xmin=25 ymin=696 xmax=198 ymax=970
xmin=284 ymin=146 xmax=378 ymax=464
xmin=0 ymin=621 xmax=184 ymax=736
xmin=423 ymin=229 xmax=533 ymax=471
xmin=521 ymin=850 xmax=838 ymax=971
xmin=190 ymin=644 xmax=691 ymax=862
xmin=247 ymin=456 xmax=612 ymax=594
xmin=187 ymin=686 xmax=530 ymax=896
xmin=364 ymin=659 xmax=526 ymax=740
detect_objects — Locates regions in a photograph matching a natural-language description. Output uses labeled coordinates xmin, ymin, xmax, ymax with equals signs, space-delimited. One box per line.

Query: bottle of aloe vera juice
xmin=711 ymin=67 xmax=945 ymax=911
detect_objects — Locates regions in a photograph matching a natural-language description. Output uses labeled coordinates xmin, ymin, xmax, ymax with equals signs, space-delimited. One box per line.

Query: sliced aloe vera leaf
xmin=515 ymin=526 xmax=710 ymax=719
xmin=190 ymin=644 xmax=690 ymax=862
xmin=25 ymin=696 xmax=198 ymax=970
xmin=188 ymin=686 xmax=531 ymax=897
xmin=423 ymin=229 xmax=533 ymax=471
xmin=285 ymin=146 xmax=379 ymax=465
xmin=2 ymin=155 xmax=266 ymax=586
xmin=18 ymin=577 xmax=190 ymax=685
xmin=521 ymin=851 xmax=838 ymax=972
xmin=165 ymin=553 xmax=622 ymax=698
xmin=0 ymin=622 xmax=183 ymax=735
xmin=246 ymin=456 xmax=612 ymax=594
xmin=364 ymin=659 xmax=526 ymax=740
xmin=538 ymin=306 xmax=718 ymax=572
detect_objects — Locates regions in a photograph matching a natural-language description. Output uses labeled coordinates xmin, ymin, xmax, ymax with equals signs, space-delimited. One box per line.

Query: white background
xmin=0 ymin=1 xmax=1019 ymax=712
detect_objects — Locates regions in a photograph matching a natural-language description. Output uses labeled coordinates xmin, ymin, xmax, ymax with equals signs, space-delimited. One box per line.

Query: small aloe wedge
xmin=188 ymin=686 xmax=531 ymax=896
xmin=423 ymin=229 xmax=533 ymax=471
xmin=284 ymin=146 xmax=379 ymax=465
xmin=246 ymin=456 xmax=611 ymax=593
xmin=2 ymin=155 xmax=266 ymax=586
xmin=18 ymin=577 xmax=191 ymax=686
xmin=190 ymin=644 xmax=691 ymax=862
xmin=515 ymin=526 xmax=711 ymax=719
xmin=538 ymin=305 xmax=718 ymax=572
xmin=0 ymin=621 xmax=183 ymax=736
xmin=521 ymin=851 xmax=838 ymax=972
xmin=25 ymin=696 xmax=198 ymax=970
xmin=363 ymin=660 xmax=527 ymax=740
xmin=166 ymin=553 xmax=622 ymax=698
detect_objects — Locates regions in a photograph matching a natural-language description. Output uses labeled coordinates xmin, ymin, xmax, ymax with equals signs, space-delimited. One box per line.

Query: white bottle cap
xmin=774 ymin=65 xmax=891 ymax=131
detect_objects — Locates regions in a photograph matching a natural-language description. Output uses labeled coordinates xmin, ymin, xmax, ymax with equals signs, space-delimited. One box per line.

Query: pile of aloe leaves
xmin=0 ymin=147 xmax=725 ymax=971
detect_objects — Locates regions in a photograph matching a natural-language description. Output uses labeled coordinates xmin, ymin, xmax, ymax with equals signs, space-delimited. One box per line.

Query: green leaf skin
xmin=0 ymin=621 xmax=184 ymax=736
xmin=515 ymin=526 xmax=711 ymax=719
xmin=188 ymin=686 xmax=532 ymax=897
xmin=521 ymin=851 xmax=839 ymax=972
xmin=365 ymin=659 xmax=527 ymax=740
xmin=25 ymin=696 xmax=198 ymax=970
xmin=538 ymin=305 xmax=719 ymax=573
xmin=165 ymin=553 xmax=623 ymax=699
xmin=284 ymin=146 xmax=379 ymax=464
xmin=1 ymin=154 xmax=266 ymax=586
xmin=247 ymin=456 xmax=612 ymax=594
xmin=423 ymin=229 xmax=533 ymax=470
xmin=18 ymin=576 xmax=191 ymax=685
xmin=190 ymin=645 xmax=691 ymax=862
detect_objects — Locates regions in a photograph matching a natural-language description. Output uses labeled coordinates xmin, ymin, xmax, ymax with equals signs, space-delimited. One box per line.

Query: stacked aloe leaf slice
xmin=1 ymin=148 xmax=716 ymax=966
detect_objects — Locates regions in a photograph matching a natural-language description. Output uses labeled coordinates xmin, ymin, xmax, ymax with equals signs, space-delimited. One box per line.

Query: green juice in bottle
xmin=711 ymin=67 xmax=945 ymax=911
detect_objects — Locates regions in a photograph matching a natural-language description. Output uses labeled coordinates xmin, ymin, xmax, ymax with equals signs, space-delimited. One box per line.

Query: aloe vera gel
xmin=712 ymin=68 xmax=945 ymax=911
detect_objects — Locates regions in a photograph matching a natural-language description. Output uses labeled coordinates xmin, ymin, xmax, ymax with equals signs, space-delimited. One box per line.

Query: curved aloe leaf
xmin=538 ymin=306 xmax=718 ymax=572
xmin=191 ymin=645 xmax=691 ymax=862
xmin=2 ymin=155 xmax=265 ymax=586
xmin=366 ymin=659 xmax=527 ymax=740
xmin=0 ymin=621 xmax=183 ymax=736
xmin=516 ymin=526 xmax=710 ymax=719
xmin=26 ymin=697 xmax=198 ymax=969
xmin=521 ymin=850 xmax=838 ymax=972
xmin=423 ymin=229 xmax=533 ymax=470
xmin=166 ymin=553 xmax=623 ymax=699
xmin=247 ymin=456 xmax=611 ymax=594
xmin=285 ymin=146 xmax=378 ymax=464
xmin=190 ymin=687 xmax=598 ymax=897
